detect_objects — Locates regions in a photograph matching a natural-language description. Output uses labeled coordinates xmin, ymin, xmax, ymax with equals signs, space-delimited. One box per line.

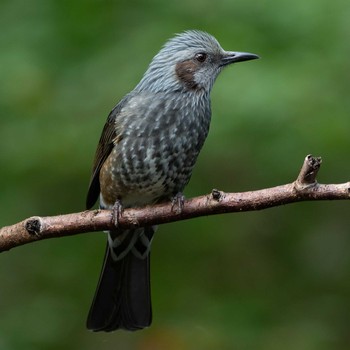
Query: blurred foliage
xmin=1 ymin=0 xmax=350 ymax=349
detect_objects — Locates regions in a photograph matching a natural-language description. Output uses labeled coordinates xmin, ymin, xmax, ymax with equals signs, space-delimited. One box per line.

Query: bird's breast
xmin=100 ymin=93 xmax=211 ymax=207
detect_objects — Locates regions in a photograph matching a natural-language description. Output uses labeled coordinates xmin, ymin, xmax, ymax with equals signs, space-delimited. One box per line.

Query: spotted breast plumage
xmin=85 ymin=30 xmax=258 ymax=331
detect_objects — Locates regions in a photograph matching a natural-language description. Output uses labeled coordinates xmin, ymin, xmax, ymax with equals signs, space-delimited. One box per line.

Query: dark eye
xmin=195 ymin=52 xmax=207 ymax=63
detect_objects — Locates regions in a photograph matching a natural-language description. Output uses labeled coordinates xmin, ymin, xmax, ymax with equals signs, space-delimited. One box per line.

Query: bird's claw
xmin=112 ymin=199 xmax=123 ymax=228
xmin=171 ymin=192 xmax=185 ymax=214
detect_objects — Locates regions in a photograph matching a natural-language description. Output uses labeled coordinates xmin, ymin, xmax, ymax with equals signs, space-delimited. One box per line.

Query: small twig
xmin=295 ymin=154 xmax=322 ymax=189
xmin=0 ymin=155 xmax=349 ymax=252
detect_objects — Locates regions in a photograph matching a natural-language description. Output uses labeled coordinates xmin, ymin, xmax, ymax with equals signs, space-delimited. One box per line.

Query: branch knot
xmin=295 ymin=154 xmax=322 ymax=190
xmin=25 ymin=217 xmax=43 ymax=236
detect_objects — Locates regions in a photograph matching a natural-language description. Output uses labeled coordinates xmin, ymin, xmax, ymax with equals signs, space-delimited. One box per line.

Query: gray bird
xmin=86 ymin=30 xmax=258 ymax=332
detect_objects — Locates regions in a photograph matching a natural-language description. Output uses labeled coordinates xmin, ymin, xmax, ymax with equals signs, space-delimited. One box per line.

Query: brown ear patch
xmin=175 ymin=60 xmax=200 ymax=89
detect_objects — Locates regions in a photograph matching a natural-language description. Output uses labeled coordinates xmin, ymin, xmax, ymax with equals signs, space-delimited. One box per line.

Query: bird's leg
xmin=112 ymin=199 xmax=123 ymax=228
xmin=171 ymin=192 xmax=185 ymax=214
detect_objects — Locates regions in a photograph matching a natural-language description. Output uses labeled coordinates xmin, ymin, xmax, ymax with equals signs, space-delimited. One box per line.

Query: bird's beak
xmin=220 ymin=51 xmax=259 ymax=66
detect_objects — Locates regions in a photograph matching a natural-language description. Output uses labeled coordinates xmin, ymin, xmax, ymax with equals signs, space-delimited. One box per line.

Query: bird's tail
xmin=86 ymin=227 xmax=155 ymax=331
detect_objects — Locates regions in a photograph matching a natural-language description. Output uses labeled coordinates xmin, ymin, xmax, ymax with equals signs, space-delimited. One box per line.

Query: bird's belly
xmin=116 ymin=179 xmax=168 ymax=208
xmin=100 ymin=143 xmax=197 ymax=208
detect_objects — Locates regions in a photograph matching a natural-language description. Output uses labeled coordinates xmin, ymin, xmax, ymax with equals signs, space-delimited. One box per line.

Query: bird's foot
xmin=171 ymin=192 xmax=185 ymax=214
xmin=112 ymin=199 xmax=123 ymax=228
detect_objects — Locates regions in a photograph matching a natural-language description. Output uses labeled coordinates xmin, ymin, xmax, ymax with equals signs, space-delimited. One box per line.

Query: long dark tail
xmin=86 ymin=227 xmax=154 ymax=331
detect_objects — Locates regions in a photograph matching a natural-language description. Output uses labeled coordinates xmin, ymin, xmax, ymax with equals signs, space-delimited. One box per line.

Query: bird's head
xmin=136 ymin=30 xmax=259 ymax=94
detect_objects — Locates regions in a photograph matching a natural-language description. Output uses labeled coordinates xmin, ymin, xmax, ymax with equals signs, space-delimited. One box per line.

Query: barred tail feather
xmin=86 ymin=227 xmax=154 ymax=331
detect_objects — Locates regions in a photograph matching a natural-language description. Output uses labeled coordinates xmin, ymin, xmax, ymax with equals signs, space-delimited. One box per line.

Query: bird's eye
xmin=195 ymin=53 xmax=207 ymax=63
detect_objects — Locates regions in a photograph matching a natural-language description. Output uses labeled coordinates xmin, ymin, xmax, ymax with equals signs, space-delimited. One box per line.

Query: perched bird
xmin=86 ymin=30 xmax=258 ymax=332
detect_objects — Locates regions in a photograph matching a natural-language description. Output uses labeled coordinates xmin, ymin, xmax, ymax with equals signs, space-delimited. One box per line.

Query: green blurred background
xmin=1 ymin=0 xmax=350 ymax=349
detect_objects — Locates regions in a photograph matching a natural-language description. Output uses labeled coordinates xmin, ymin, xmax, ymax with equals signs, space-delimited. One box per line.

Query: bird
xmin=85 ymin=30 xmax=259 ymax=332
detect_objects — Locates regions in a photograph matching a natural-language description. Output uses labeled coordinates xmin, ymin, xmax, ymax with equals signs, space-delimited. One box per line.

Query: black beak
xmin=221 ymin=51 xmax=260 ymax=66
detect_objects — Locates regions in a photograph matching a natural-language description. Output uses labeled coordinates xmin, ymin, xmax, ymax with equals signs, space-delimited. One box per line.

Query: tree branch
xmin=1 ymin=155 xmax=349 ymax=252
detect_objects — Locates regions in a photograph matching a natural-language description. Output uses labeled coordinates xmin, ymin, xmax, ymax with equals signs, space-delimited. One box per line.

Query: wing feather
xmin=86 ymin=98 xmax=128 ymax=209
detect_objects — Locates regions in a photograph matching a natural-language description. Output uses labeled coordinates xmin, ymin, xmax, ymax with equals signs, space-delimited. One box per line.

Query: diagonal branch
xmin=0 ymin=155 xmax=349 ymax=253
